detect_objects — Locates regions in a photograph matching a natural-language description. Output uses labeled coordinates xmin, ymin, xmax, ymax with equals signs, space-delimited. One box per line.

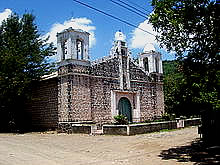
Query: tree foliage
xmin=163 ymin=60 xmax=183 ymax=116
xmin=0 ymin=13 xmax=55 ymax=131
xmin=150 ymin=0 xmax=220 ymax=115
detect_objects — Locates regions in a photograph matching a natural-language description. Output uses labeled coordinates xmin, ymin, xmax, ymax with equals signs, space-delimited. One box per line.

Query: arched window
xmin=76 ymin=39 xmax=84 ymax=60
xmin=61 ymin=40 xmax=68 ymax=60
xmin=143 ymin=57 xmax=149 ymax=72
xmin=121 ymin=49 xmax=125 ymax=55
xmin=155 ymin=57 xmax=159 ymax=73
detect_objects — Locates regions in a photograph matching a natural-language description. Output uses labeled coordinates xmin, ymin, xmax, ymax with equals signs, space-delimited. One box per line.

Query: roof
xmin=143 ymin=43 xmax=155 ymax=52
xmin=41 ymin=71 xmax=58 ymax=80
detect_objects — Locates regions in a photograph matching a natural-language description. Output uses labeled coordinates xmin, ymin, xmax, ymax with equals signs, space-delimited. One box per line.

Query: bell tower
xmin=57 ymin=28 xmax=92 ymax=125
xmin=138 ymin=43 xmax=163 ymax=82
xmin=110 ymin=31 xmax=131 ymax=90
xmin=57 ymin=27 xmax=90 ymax=66
xmin=139 ymin=43 xmax=163 ymax=74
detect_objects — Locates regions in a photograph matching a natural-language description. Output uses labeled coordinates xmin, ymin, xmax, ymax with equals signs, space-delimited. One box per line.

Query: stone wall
xmin=129 ymin=81 xmax=164 ymax=122
xmin=139 ymin=84 xmax=156 ymax=121
xmin=129 ymin=60 xmax=164 ymax=122
xmin=71 ymin=75 xmax=92 ymax=121
xmin=103 ymin=118 xmax=200 ymax=136
xmin=58 ymin=122 xmax=91 ymax=134
xmin=90 ymin=77 xmax=114 ymax=123
xmin=58 ymin=64 xmax=92 ymax=122
xmin=128 ymin=121 xmax=177 ymax=135
xmin=90 ymin=56 xmax=120 ymax=78
xmin=26 ymin=78 xmax=58 ymax=130
xmin=57 ymin=118 xmax=200 ymax=135
xmin=129 ymin=61 xmax=149 ymax=81
xmin=58 ymin=75 xmax=69 ymax=122
xmin=57 ymin=55 xmax=164 ymax=125
xmin=184 ymin=118 xmax=201 ymax=127
xmin=103 ymin=125 xmax=128 ymax=135
xmin=155 ymin=83 xmax=164 ymax=118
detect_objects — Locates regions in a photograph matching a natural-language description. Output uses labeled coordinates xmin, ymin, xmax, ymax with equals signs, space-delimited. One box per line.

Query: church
xmin=26 ymin=27 xmax=164 ymax=132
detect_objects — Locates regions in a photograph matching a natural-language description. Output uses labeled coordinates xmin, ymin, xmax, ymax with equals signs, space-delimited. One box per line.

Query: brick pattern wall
xmin=70 ymin=75 xmax=91 ymax=121
xmin=139 ymin=85 xmax=156 ymax=121
xmin=129 ymin=60 xmax=164 ymax=122
xmin=129 ymin=61 xmax=149 ymax=81
xmin=26 ymin=78 xmax=58 ymax=130
xmin=156 ymin=83 xmax=165 ymax=117
xmin=103 ymin=121 xmax=177 ymax=135
xmin=59 ymin=64 xmax=90 ymax=75
xmin=90 ymin=57 xmax=120 ymax=78
xmin=58 ymin=123 xmax=91 ymax=134
xmin=58 ymin=57 xmax=121 ymax=124
xmin=25 ymin=56 xmax=164 ymax=132
xmin=90 ymin=77 xmax=120 ymax=123
xmin=129 ymin=80 xmax=164 ymax=122
xmin=58 ymin=64 xmax=92 ymax=122
xmin=58 ymin=75 xmax=69 ymax=122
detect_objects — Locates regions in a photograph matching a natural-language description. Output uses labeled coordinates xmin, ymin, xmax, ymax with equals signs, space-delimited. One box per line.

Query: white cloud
xmin=130 ymin=19 xmax=177 ymax=60
xmin=0 ymin=9 xmax=12 ymax=25
xmin=44 ymin=17 xmax=96 ymax=47
xmin=130 ymin=19 xmax=157 ymax=49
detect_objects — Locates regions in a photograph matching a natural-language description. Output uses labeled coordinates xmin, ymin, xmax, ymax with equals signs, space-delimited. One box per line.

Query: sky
xmin=0 ymin=0 xmax=175 ymax=61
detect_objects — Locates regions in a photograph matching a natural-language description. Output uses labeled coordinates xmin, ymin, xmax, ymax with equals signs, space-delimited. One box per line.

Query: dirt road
xmin=0 ymin=127 xmax=200 ymax=165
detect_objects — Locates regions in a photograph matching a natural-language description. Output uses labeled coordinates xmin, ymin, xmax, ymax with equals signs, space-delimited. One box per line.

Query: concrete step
xmin=92 ymin=129 xmax=103 ymax=135
xmin=91 ymin=125 xmax=103 ymax=135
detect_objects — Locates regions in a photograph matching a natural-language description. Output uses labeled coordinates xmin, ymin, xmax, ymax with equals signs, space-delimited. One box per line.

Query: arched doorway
xmin=118 ymin=97 xmax=132 ymax=122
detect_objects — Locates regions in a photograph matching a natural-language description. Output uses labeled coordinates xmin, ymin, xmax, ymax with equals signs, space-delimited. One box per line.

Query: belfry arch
xmin=57 ymin=28 xmax=90 ymax=62
xmin=76 ymin=39 xmax=84 ymax=60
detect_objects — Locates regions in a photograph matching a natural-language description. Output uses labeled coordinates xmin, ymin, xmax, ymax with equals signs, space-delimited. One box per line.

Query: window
xmin=121 ymin=41 xmax=126 ymax=47
xmin=143 ymin=58 xmax=149 ymax=72
xmin=121 ymin=49 xmax=125 ymax=55
xmin=155 ymin=57 xmax=159 ymax=73
xmin=76 ymin=39 xmax=83 ymax=60
xmin=61 ymin=40 xmax=68 ymax=60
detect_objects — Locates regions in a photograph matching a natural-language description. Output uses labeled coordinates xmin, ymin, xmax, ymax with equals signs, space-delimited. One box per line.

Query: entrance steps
xmin=91 ymin=124 xmax=103 ymax=135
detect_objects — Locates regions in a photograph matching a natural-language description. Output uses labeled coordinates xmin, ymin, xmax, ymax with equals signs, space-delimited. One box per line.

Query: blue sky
xmin=0 ymin=0 xmax=175 ymax=61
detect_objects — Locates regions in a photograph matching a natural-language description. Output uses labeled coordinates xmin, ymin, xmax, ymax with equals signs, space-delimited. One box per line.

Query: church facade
xmin=26 ymin=28 xmax=164 ymax=131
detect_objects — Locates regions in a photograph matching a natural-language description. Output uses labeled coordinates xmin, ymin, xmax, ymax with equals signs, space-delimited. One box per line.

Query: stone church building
xmin=26 ymin=28 xmax=164 ymax=131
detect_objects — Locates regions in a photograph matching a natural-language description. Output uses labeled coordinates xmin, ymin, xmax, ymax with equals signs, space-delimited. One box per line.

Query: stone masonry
xmin=26 ymin=76 xmax=58 ymax=130
xmin=26 ymin=28 xmax=164 ymax=132
xmin=57 ymin=28 xmax=164 ymax=132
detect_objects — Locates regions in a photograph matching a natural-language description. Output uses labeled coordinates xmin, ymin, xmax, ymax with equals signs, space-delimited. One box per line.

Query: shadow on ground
xmin=159 ymin=139 xmax=220 ymax=165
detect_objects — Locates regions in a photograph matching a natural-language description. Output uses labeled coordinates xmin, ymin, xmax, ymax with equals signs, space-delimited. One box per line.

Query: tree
xmin=0 ymin=13 xmax=55 ymax=131
xmin=150 ymin=0 xmax=220 ymax=115
xmin=162 ymin=60 xmax=183 ymax=116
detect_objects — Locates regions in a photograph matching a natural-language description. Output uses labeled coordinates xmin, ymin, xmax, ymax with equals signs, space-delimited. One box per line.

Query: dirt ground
xmin=0 ymin=127 xmax=205 ymax=165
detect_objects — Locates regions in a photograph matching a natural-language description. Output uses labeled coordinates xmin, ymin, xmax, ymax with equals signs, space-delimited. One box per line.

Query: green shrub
xmin=162 ymin=113 xmax=176 ymax=121
xmin=114 ymin=115 xmax=128 ymax=125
